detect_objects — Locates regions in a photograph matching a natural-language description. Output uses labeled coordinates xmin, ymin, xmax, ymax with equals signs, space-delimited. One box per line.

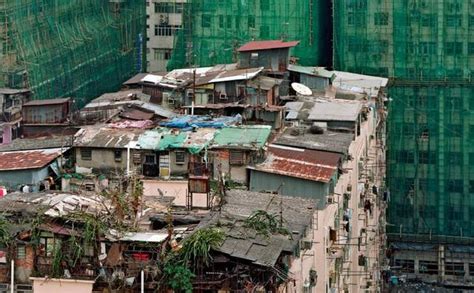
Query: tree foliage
xmin=180 ymin=227 xmax=225 ymax=267
xmin=243 ymin=210 xmax=290 ymax=237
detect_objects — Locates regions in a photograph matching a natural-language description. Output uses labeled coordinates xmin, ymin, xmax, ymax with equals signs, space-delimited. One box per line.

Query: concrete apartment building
xmin=146 ymin=0 xmax=186 ymax=72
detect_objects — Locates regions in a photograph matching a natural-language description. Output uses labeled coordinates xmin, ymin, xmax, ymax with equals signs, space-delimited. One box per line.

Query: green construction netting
xmin=167 ymin=0 xmax=330 ymax=70
xmin=0 ymin=0 xmax=145 ymax=107
xmin=334 ymin=0 xmax=474 ymax=239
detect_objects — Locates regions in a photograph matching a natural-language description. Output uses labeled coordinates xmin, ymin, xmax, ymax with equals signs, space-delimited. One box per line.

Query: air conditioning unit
xmin=327 ymin=195 xmax=335 ymax=204
xmin=301 ymin=239 xmax=313 ymax=250
xmin=219 ymin=93 xmax=228 ymax=100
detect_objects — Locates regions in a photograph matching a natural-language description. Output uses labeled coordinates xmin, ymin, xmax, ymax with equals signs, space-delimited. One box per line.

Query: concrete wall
xmin=285 ymin=104 xmax=381 ymax=293
xmin=212 ymin=149 xmax=250 ymax=184
xmin=146 ymin=0 xmax=186 ymax=72
xmin=142 ymin=179 xmax=208 ymax=208
xmin=75 ymin=148 xmax=141 ymax=174
xmin=169 ymin=150 xmax=189 ymax=176
xmin=31 ymin=278 xmax=94 ymax=293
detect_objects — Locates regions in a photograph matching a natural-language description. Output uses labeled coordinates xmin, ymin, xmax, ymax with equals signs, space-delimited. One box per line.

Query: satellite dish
xmin=291 ymin=82 xmax=312 ymax=96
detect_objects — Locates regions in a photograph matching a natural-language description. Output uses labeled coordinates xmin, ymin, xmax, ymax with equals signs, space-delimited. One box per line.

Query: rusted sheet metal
xmin=22 ymin=98 xmax=71 ymax=107
xmin=119 ymin=108 xmax=154 ymax=121
xmin=188 ymin=176 xmax=210 ymax=193
xmin=237 ymin=40 xmax=299 ymax=52
xmin=0 ymin=148 xmax=65 ymax=171
xmin=252 ymin=145 xmax=341 ymax=183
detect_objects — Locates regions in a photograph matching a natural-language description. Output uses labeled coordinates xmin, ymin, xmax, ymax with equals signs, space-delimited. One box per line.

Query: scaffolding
xmin=334 ymin=0 xmax=474 ymax=239
xmin=167 ymin=0 xmax=331 ymax=70
xmin=0 ymin=0 xmax=145 ymax=107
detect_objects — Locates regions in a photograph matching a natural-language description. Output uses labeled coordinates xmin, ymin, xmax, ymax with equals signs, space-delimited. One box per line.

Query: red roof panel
xmin=253 ymin=145 xmax=341 ymax=183
xmin=237 ymin=40 xmax=300 ymax=52
xmin=0 ymin=149 xmax=63 ymax=171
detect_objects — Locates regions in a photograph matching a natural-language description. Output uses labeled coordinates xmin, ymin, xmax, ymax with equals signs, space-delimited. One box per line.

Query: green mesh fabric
xmin=0 ymin=0 xmax=145 ymax=107
xmin=334 ymin=0 xmax=474 ymax=239
xmin=167 ymin=0 xmax=330 ymax=70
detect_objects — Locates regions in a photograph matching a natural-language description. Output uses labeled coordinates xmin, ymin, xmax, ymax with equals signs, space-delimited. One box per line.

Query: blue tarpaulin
xmin=160 ymin=115 xmax=242 ymax=129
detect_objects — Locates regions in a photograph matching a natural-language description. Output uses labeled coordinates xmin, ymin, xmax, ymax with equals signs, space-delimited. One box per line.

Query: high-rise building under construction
xmin=334 ymin=0 xmax=474 ymax=282
xmin=0 ymin=1 xmax=145 ymax=106
xmin=166 ymin=0 xmax=332 ymax=70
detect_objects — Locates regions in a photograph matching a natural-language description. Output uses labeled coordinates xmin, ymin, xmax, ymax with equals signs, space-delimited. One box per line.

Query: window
xmin=175 ymin=151 xmax=185 ymax=164
xmin=39 ymin=235 xmax=60 ymax=257
xmin=81 ymin=149 xmax=92 ymax=161
xmin=393 ymin=259 xmax=415 ymax=273
xmin=419 ymin=260 xmax=438 ymax=275
xmin=154 ymin=49 xmax=172 ymax=60
xmin=446 ymin=15 xmax=462 ymax=27
xmin=447 ymin=180 xmax=463 ymax=193
xmin=145 ymin=154 xmax=156 ymax=164
xmin=446 ymin=262 xmax=464 ymax=276
xmin=421 ymin=14 xmax=436 ymax=27
xmin=374 ymin=12 xmax=388 ymax=25
xmin=261 ymin=0 xmax=269 ymax=10
xmin=132 ymin=153 xmax=142 ymax=164
xmin=202 ymin=15 xmax=211 ymax=28
xmin=219 ymin=15 xmax=224 ymax=27
xmin=114 ymin=150 xmax=122 ymax=162
xmin=230 ymin=151 xmax=244 ymax=165
xmin=17 ymin=245 xmax=26 ymax=259
xmin=154 ymin=3 xmax=184 ymax=13
xmin=469 ymin=263 xmax=474 ymax=276
xmin=469 ymin=43 xmax=474 ymax=55
xmin=260 ymin=25 xmax=269 ymax=38
xmin=248 ymin=16 xmax=255 ymax=28
xmin=445 ymin=42 xmax=463 ymax=55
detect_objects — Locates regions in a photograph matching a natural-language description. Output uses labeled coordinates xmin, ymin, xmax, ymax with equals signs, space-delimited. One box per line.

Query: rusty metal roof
xmin=237 ymin=40 xmax=299 ymax=52
xmin=119 ymin=108 xmax=155 ymax=121
xmin=0 ymin=148 xmax=66 ymax=171
xmin=23 ymin=98 xmax=71 ymax=107
xmin=251 ymin=144 xmax=340 ymax=183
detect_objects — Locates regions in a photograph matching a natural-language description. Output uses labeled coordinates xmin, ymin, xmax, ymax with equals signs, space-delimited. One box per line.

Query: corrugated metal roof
xmin=212 ymin=125 xmax=271 ymax=149
xmin=208 ymin=67 xmax=263 ymax=83
xmin=308 ymin=99 xmax=363 ymax=122
xmin=74 ymin=126 xmax=144 ymax=149
xmin=123 ymin=73 xmax=148 ymax=86
xmin=119 ymin=232 xmax=168 ymax=243
xmin=237 ymin=40 xmax=299 ymax=52
xmin=247 ymin=75 xmax=283 ymax=90
xmin=288 ymin=64 xmax=336 ymax=79
xmin=23 ymin=98 xmax=71 ymax=107
xmin=0 ymin=136 xmax=74 ymax=152
xmin=140 ymin=74 xmax=163 ymax=85
xmin=0 ymin=88 xmax=30 ymax=95
xmin=0 ymin=148 xmax=66 ymax=171
xmin=332 ymin=70 xmax=388 ymax=98
xmin=119 ymin=108 xmax=154 ymax=121
xmin=251 ymin=145 xmax=339 ymax=183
